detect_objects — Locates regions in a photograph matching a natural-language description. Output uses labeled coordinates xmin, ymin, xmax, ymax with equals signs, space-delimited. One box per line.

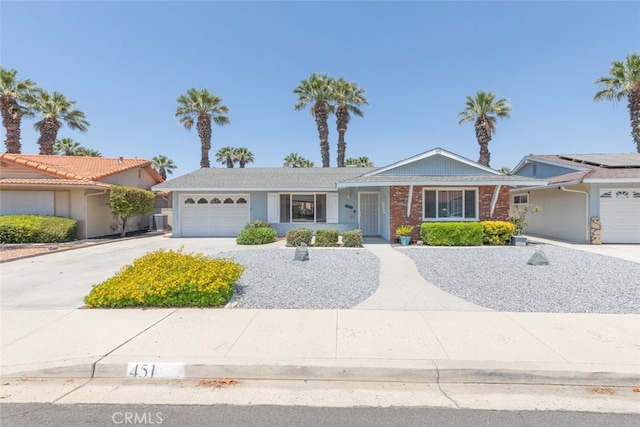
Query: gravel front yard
xmin=398 ymin=244 xmax=640 ymax=314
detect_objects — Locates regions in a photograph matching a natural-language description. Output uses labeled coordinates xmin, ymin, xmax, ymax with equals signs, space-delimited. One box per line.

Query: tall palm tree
xmin=75 ymin=147 xmax=102 ymax=157
xmin=299 ymin=159 xmax=315 ymax=168
xmin=151 ymin=154 xmax=177 ymax=180
xmin=345 ymin=156 xmax=374 ymax=167
xmin=0 ymin=68 xmax=39 ymax=153
xmin=216 ymin=146 xmax=236 ymax=168
xmin=234 ymin=147 xmax=254 ymax=168
xmin=283 ymin=152 xmax=314 ymax=167
xmin=53 ymin=137 xmax=81 ymax=155
xmin=175 ymin=88 xmax=230 ymax=168
xmin=458 ymin=91 xmax=511 ymax=167
xmin=594 ymin=53 xmax=640 ymax=153
xmin=334 ymin=78 xmax=368 ymax=167
xmin=294 ymin=73 xmax=335 ymax=167
xmin=32 ymin=90 xmax=90 ymax=155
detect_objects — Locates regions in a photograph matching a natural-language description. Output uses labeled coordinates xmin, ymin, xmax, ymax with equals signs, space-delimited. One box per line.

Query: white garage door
xmin=599 ymin=189 xmax=640 ymax=243
xmin=181 ymin=194 xmax=249 ymax=237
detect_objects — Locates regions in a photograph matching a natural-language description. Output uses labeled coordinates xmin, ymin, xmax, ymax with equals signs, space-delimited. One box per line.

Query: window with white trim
xmin=279 ymin=194 xmax=327 ymax=223
xmin=423 ymin=188 xmax=478 ymax=220
xmin=513 ymin=194 xmax=528 ymax=205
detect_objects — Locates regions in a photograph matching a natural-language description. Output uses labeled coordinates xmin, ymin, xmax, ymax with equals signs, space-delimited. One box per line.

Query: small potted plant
xmin=509 ymin=204 xmax=541 ymax=246
xmin=395 ymin=225 xmax=414 ymax=246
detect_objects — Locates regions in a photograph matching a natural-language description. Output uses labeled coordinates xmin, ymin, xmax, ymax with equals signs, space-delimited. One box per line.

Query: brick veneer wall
xmin=389 ymin=185 xmax=511 ymax=241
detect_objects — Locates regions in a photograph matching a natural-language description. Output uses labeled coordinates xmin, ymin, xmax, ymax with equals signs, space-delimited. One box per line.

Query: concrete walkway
xmin=357 ymin=238 xmax=489 ymax=311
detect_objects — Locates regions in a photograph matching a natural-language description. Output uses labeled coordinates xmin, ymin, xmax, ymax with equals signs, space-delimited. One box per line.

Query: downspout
xmin=489 ymin=185 xmax=501 ymax=218
xmin=407 ymin=185 xmax=413 ymax=218
xmin=560 ymin=186 xmax=589 ymax=243
xmin=84 ymin=190 xmax=108 ymax=239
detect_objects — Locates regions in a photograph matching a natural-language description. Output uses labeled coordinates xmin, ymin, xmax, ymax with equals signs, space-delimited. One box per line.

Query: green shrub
xmin=236 ymin=226 xmax=277 ymax=245
xmin=482 ymin=221 xmax=515 ymax=245
xmin=285 ymin=228 xmax=313 ymax=247
xmin=342 ymin=229 xmax=363 ymax=248
xmin=244 ymin=219 xmax=272 ymax=229
xmin=84 ymin=248 xmax=244 ymax=308
xmin=314 ymin=229 xmax=339 ymax=247
xmin=420 ymin=222 xmax=483 ymax=246
xmin=0 ymin=215 xmax=78 ymax=243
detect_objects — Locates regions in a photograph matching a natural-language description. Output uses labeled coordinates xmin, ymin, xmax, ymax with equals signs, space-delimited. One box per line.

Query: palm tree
xmin=283 ymin=152 xmax=314 ymax=167
xmin=334 ymin=78 xmax=368 ymax=167
xmin=216 ymin=146 xmax=236 ymax=168
xmin=594 ymin=53 xmax=640 ymax=153
xmin=31 ymin=90 xmax=90 ymax=155
xmin=345 ymin=156 xmax=374 ymax=167
xmin=0 ymin=68 xmax=39 ymax=153
xmin=499 ymin=166 xmax=512 ymax=175
xmin=175 ymin=88 xmax=230 ymax=168
xmin=151 ymin=154 xmax=177 ymax=180
xmin=294 ymin=73 xmax=335 ymax=167
xmin=458 ymin=91 xmax=511 ymax=167
xmin=53 ymin=137 xmax=81 ymax=155
xmin=75 ymin=147 xmax=102 ymax=157
xmin=234 ymin=147 xmax=254 ymax=168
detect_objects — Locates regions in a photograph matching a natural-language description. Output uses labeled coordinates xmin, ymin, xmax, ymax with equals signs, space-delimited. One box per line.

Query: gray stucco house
xmin=152 ymin=147 xmax=541 ymax=241
xmin=511 ymin=153 xmax=640 ymax=244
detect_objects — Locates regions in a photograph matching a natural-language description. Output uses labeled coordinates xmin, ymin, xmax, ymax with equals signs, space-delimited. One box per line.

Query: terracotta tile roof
xmin=0 ymin=153 xmax=160 ymax=180
xmin=0 ymin=178 xmax=111 ymax=188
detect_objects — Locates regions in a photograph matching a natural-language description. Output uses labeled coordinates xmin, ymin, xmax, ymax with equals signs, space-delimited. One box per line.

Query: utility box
xmin=153 ymin=214 xmax=168 ymax=231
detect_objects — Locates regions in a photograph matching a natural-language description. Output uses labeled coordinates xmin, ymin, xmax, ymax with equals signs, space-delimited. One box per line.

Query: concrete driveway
xmin=0 ymin=235 xmax=283 ymax=310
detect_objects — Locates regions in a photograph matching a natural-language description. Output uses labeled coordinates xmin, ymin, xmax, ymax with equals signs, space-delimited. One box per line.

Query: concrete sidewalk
xmin=1 ymin=308 xmax=638 ymax=386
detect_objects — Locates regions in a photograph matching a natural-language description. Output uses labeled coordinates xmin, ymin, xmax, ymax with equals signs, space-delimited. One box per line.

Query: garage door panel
xmin=600 ymin=189 xmax=640 ymax=244
xmin=180 ymin=194 xmax=249 ymax=237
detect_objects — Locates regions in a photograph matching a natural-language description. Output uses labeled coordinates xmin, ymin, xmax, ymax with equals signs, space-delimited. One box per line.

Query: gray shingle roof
xmin=527 ymin=154 xmax=640 ymax=182
xmin=152 ymin=167 xmax=376 ymax=191
xmin=339 ymin=174 xmax=545 ymax=186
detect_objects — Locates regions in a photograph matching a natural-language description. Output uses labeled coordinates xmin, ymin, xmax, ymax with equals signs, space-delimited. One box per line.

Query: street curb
xmin=4 ymin=361 xmax=639 ymax=388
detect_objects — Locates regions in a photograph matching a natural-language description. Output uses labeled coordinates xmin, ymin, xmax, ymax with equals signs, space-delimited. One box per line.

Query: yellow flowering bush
xmin=481 ymin=221 xmax=515 ymax=245
xmin=84 ymin=248 xmax=245 ymax=308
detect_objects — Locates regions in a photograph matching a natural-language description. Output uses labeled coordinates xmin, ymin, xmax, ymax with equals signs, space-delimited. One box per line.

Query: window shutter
xmin=267 ymin=193 xmax=279 ymax=223
xmin=327 ymin=193 xmax=339 ymax=223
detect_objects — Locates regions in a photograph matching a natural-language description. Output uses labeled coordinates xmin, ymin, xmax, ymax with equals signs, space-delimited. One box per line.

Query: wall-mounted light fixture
xmin=347 ymin=190 xmax=351 ymax=199
xmin=381 ymin=197 xmax=386 ymax=215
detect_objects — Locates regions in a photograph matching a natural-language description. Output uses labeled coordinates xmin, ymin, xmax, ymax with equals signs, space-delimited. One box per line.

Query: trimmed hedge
xmin=342 ymin=229 xmax=363 ymax=248
xmin=420 ymin=222 xmax=483 ymax=246
xmin=314 ymin=229 xmax=339 ymax=247
xmin=244 ymin=219 xmax=272 ymax=229
xmin=84 ymin=248 xmax=244 ymax=308
xmin=0 ymin=215 xmax=78 ymax=243
xmin=236 ymin=227 xmax=277 ymax=245
xmin=482 ymin=220 xmax=515 ymax=245
xmin=285 ymin=228 xmax=313 ymax=247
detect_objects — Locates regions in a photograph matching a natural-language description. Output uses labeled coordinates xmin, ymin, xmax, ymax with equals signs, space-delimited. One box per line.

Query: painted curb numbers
xmin=126 ymin=362 xmax=185 ymax=379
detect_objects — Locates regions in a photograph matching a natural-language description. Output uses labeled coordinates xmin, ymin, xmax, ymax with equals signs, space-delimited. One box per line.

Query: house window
xmin=513 ymin=194 xmax=528 ymax=205
xmin=197 ymin=198 xmax=208 ymax=204
xmin=184 ymin=198 xmax=195 ymax=204
xmin=423 ymin=188 xmax=477 ymax=220
xmin=279 ymin=194 xmax=327 ymax=223
xmin=211 ymin=197 xmax=221 ymax=204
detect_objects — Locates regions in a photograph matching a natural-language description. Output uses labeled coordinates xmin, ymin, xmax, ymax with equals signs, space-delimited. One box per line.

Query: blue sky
xmin=2 ymin=1 xmax=639 ymax=177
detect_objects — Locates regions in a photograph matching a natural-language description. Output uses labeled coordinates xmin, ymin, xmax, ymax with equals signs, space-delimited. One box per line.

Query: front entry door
xmin=359 ymin=192 xmax=379 ymax=236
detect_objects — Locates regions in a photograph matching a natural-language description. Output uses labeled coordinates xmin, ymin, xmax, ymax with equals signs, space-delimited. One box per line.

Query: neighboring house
xmin=152 ymin=147 xmax=542 ymax=241
xmin=511 ymin=153 xmax=640 ymax=244
xmin=0 ymin=153 xmax=164 ymax=239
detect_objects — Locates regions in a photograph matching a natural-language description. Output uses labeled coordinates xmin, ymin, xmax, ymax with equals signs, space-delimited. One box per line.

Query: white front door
xmin=359 ymin=192 xmax=379 ymax=236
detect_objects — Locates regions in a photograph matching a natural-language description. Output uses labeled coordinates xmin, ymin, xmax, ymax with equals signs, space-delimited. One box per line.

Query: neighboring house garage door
xmin=599 ymin=189 xmax=640 ymax=244
xmin=181 ymin=194 xmax=249 ymax=237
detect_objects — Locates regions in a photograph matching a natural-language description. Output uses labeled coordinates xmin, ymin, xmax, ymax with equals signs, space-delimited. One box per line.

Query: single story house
xmin=152 ymin=147 xmax=543 ymax=241
xmin=511 ymin=153 xmax=640 ymax=244
xmin=0 ymin=153 xmax=165 ymax=239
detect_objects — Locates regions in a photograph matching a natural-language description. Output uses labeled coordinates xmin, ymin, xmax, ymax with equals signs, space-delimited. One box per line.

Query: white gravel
xmin=398 ymin=244 xmax=640 ymax=314
xmin=215 ymin=248 xmax=380 ymax=309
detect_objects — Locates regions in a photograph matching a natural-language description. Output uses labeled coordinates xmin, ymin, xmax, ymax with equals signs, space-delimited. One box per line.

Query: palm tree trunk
xmin=37 ymin=118 xmax=61 ymax=155
xmin=475 ymin=118 xmax=492 ymax=167
xmin=314 ymin=100 xmax=330 ymax=167
xmin=336 ymin=106 xmax=348 ymax=167
xmin=1 ymin=101 xmax=22 ymax=153
xmin=197 ymin=114 xmax=212 ymax=168
xmin=159 ymin=167 xmax=167 ymax=180
xmin=629 ymin=87 xmax=640 ymax=153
